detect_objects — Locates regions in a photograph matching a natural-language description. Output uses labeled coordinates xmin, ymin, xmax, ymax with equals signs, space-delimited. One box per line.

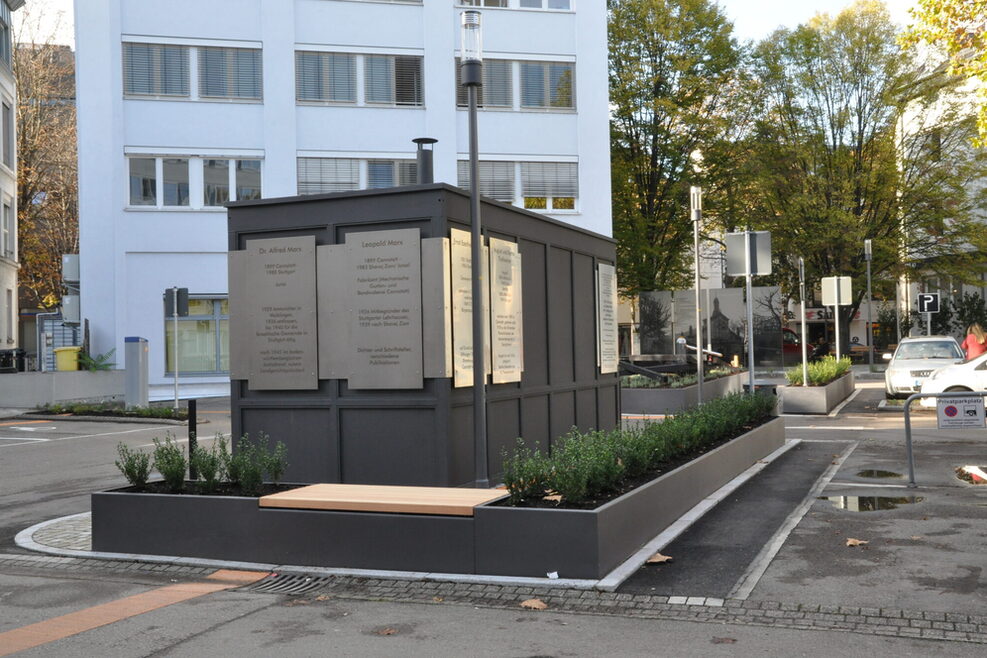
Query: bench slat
xmin=258 ymin=484 xmax=507 ymax=517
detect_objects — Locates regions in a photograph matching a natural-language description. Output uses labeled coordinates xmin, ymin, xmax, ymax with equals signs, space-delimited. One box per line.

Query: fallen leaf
xmin=910 ymin=536 xmax=923 ymax=541
xmin=316 ymin=595 xmax=331 ymax=602
xmin=647 ymin=552 xmax=673 ymax=564
xmin=543 ymin=494 xmax=562 ymax=502
xmin=284 ymin=598 xmax=312 ymax=607
xmin=520 ymin=598 xmax=548 ymax=610
xmin=432 ymin=596 xmax=444 ymax=603
xmin=376 ymin=628 xmax=397 ymax=636
xmin=846 ymin=538 xmax=869 ymax=547
xmin=712 ymin=637 xmax=737 ymax=644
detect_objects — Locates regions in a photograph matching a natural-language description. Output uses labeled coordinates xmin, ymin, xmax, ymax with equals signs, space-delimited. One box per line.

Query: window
xmin=520 ymin=0 xmax=571 ymax=8
xmin=297 ymin=157 xmax=417 ymax=194
xmin=123 ymin=43 xmax=190 ymax=97
xmin=0 ymin=4 xmax=12 ymax=67
xmin=522 ymin=161 xmax=577 ymax=210
xmin=456 ymin=59 xmax=512 ymax=108
xmin=129 ymin=158 xmax=157 ymax=206
xmin=5 ymin=288 xmax=11 ymax=343
xmin=520 ymin=61 xmax=574 ymax=109
xmin=165 ymin=297 xmax=229 ymax=375
xmin=296 ymin=52 xmax=356 ymax=103
xmin=367 ymin=160 xmax=417 ymax=188
xmin=162 ymin=158 xmax=190 ymax=206
xmin=199 ymin=47 xmax=263 ymax=100
xmin=202 ymin=158 xmax=262 ymax=207
xmin=365 ymin=55 xmax=423 ymax=106
xmin=129 ymin=156 xmax=262 ymax=209
xmin=2 ymin=102 xmax=11 ymax=167
xmin=457 ymin=160 xmax=577 ymax=210
xmin=297 ymin=158 xmax=359 ymax=194
xmin=456 ymin=161 xmax=516 ymax=203
xmin=1 ymin=202 xmax=11 ymax=259
xmin=462 ymin=1 xmax=508 ymax=6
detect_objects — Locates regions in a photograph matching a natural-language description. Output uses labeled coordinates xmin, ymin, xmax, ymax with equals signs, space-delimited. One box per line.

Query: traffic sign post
xmin=821 ymin=276 xmax=852 ymax=360
xmin=917 ymin=292 xmax=940 ymax=336
xmin=903 ymin=391 xmax=987 ymax=487
xmin=726 ymin=231 xmax=771 ymax=394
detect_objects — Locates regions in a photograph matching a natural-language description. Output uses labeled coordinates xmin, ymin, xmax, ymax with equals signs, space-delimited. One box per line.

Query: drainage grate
xmin=243 ymin=573 xmax=333 ymax=595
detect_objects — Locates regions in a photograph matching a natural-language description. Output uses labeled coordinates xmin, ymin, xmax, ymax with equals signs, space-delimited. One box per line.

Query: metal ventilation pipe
xmin=413 ymin=137 xmax=437 ymax=184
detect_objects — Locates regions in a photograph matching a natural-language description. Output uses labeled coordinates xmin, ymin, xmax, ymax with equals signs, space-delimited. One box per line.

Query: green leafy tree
xmin=608 ymin=0 xmax=740 ymax=294
xmin=901 ymin=0 xmax=987 ymax=145
xmin=732 ymin=1 xmax=987 ymax=352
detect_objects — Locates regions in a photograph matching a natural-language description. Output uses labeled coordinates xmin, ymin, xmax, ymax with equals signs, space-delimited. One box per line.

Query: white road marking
xmin=0 ymin=426 xmax=162 ymax=448
xmin=787 ymin=426 xmax=865 ymax=430
xmin=0 ymin=436 xmax=49 ymax=442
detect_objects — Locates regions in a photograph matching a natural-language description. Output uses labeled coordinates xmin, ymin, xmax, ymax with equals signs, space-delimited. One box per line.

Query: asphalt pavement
xmin=3 ymin=383 xmax=987 ymax=654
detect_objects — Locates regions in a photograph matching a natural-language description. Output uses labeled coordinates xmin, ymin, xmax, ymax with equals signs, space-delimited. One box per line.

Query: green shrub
xmin=152 ymin=433 xmax=187 ymax=493
xmin=190 ymin=436 xmax=223 ymax=493
xmin=115 ymin=442 xmax=151 ymax=487
xmin=500 ymin=393 xmax=776 ymax=506
xmin=78 ymin=348 xmax=116 ymax=372
xmin=785 ymin=355 xmax=852 ymax=386
xmin=265 ymin=440 xmax=289 ymax=485
xmin=228 ymin=433 xmax=287 ymax=495
xmin=620 ymin=368 xmax=735 ymax=389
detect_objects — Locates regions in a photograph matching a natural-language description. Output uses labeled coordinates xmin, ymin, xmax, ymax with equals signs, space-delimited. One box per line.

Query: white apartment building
xmin=0 ymin=1 xmax=22 ymax=354
xmin=75 ymin=0 xmax=611 ymax=400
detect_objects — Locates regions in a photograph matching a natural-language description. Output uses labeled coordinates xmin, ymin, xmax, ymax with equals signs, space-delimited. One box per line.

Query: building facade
xmin=75 ymin=0 xmax=611 ymax=400
xmin=0 ymin=1 xmax=22 ymax=354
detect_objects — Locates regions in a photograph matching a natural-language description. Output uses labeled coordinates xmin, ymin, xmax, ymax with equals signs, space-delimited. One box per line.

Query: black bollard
xmin=188 ymin=399 xmax=198 ymax=480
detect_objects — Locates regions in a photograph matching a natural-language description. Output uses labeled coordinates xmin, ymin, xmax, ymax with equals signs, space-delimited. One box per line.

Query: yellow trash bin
xmin=54 ymin=346 xmax=82 ymax=371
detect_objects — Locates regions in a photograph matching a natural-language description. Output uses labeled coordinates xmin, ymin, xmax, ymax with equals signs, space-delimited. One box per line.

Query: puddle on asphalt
xmin=817 ymin=496 xmax=924 ymax=512
xmin=856 ymin=470 xmax=903 ymax=479
xmin=956 ymin=466 xmax=987 ymax=485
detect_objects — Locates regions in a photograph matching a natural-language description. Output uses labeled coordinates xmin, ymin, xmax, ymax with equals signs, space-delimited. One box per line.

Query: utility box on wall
xmin=227 ymin=184 xmax=618 ymax=487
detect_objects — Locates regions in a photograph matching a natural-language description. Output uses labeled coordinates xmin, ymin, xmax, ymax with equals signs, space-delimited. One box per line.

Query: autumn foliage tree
xmin=15 ymin=7 xmax=77 ymax=309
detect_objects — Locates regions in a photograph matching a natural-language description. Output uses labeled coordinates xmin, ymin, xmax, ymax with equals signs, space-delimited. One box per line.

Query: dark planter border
xmin=780 ymin=372 xmax=855 ymax=414
xmin=620 ymin=372 xmax=745 ymax=415
xmin=90 ymin=417 xmax=784 ymax=580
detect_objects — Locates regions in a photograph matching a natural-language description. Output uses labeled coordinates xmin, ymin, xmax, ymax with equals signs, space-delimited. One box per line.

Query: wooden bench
xmin=258 ymin=483 xmax=507 ymax=517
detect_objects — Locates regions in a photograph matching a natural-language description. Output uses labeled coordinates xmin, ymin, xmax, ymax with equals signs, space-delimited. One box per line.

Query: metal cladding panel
xmin=487 ymin=397 xmax=521 ymax=476
xmin=228 ymin=250 xmax=249 ymax=380
xmin=241 ymin=407 xmax=336 ymax=483
xmin=519 ymin=240 xmax=548 ymax=387
xmin=339 ymin=407 xmax=439 ymax=485
xmin=550 ymin=390 xmax=576 ymax=449
xmin=548 ymin=247 xmax=574 ymax=384
xmin=573 ymin=253 xmax=596 ymax=381
xmin=576 ymin=388 xmax=597 ymax=432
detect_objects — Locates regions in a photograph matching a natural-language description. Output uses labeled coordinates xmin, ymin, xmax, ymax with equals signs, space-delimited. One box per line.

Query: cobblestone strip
xmin=308 ymin=577 xmax=987 ymax=645
xmin=0 ymin=552 xmax=213 ymax=579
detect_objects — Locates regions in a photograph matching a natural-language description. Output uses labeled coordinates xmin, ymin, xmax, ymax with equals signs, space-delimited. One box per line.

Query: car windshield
xmin=895 ymin=341 xmax=962 ymax=360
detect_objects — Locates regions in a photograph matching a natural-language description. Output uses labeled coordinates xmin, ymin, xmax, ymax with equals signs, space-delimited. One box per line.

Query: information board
xmin=597 ymin=262 xmax=619 ymax=374
xmin=245 ymin=236 xmax=318 ymax=390
xmin=489 ymin=237 xmax=523 ymax=384
xmin=451 ymin=228 xmax=491 ymax=388
xmin=345 ymin=228 xmax=423 ymax=389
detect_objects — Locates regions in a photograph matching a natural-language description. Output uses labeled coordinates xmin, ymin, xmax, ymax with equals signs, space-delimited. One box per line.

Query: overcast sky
xmin=14 ymin=0 xmax=918 ymax=49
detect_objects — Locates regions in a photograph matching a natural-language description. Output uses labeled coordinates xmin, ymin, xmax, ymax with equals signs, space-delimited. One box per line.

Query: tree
xmin=608 ymin=0 xmax=740 ymax=294
xmin=734 ymin=1 xmax=987 ymax=352
xmin=15 ymin=6 xmax=78 ymax=310
xmin=901 ymin=0 xmax=987 ymax=145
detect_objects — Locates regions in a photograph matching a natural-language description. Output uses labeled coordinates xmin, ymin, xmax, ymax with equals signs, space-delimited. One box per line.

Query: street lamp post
xmin=461 ymin=10 xmax=488 ymax=488
xmin=690 ymin=186 xmax=703 ymax=404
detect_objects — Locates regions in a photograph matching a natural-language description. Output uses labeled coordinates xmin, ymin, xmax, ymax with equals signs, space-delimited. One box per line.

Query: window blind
xmin=199 ymin=47 xmax=262 ymax=100
xmin=296 ymin=51 xmax=356 ymax=102
xmin=123 ymin=43 xmax=189 ymax=96
xmin=297 ymin=158 xmax=359 ymax=195
xmin=457 ymin=161 xmax=516 ymax=202
xmin=2 ymin=103 xmax=11 ymax=167
xmin=520 ymin=61 xmax=574 ymax=109
xmin=521 ymin=162 xmax=577 ymax=197
xmin=366 ymin=55 xmax=423 ymax=106
xmin=456 ymin=59 xmax=512 ymax=108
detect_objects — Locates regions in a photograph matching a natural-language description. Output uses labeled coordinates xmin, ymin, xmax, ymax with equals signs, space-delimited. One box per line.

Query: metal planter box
xmin=90 ymin=417 xmax=783 ymax=580
xmin=780 ymin=372 xmax=855 ymax=414
xmin=620 ymin=372 xmax=746 ymax=415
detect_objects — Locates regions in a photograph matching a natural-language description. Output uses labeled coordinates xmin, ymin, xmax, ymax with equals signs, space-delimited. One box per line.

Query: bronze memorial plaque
xmin=489 ymin=237 xmax=523 ymax=384
xmin=451 ymin=228 xmax=491 ymax=388
xmin=345 ymin=228 xmax=423 ymax=389
xmin=245 ymin=236 xmax=318 ymax=390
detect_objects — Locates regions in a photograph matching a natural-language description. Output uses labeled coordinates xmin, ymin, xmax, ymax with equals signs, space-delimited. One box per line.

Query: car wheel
xmin=885 ymin=390 xmax=899 ymax=400
xmin=945 ymin=386 xmax=972 ymax=393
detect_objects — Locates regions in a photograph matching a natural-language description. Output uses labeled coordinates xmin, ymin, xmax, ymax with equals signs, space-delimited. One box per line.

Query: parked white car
xmin=884 ymin=336 xmax=964 ymax=399
xmin=919 ymin=352 xmax=987 ymax=407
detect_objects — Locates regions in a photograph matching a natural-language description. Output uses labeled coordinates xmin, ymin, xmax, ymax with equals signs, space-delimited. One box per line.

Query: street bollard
xmin=188 ymin=399 xmax=198 ymax=480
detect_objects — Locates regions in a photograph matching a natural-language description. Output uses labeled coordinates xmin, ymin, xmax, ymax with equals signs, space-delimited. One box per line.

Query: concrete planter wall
xmin=620 ymin=372 xmax=745 ymax=415
xmin=780 ymin=372 xmax=855 ymax=414
xmin=91 ymin=417 xmax=784 ymax=580
xmin=0 ymin=371 xmax=124 ymax=407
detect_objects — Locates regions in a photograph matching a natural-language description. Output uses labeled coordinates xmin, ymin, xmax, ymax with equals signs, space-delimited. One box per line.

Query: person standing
xmin=961 ymin=323 xmax=987 ymax=360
